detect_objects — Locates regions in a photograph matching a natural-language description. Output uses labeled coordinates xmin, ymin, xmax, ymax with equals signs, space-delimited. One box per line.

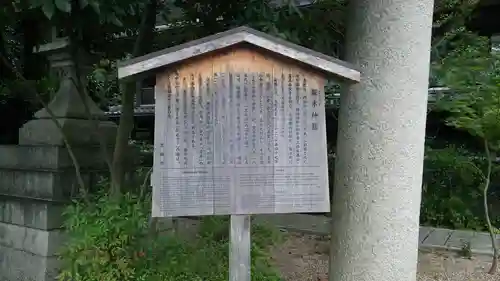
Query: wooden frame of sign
xmin=118 ymin=26 xmax=360 ymax=281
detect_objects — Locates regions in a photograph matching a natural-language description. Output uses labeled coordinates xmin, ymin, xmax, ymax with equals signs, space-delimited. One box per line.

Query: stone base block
xmin=0 ymin=244 xmax=59 ymax=281
xmin=18 ymin=118 xmax=117 ymax=146
xmin=0 ymin=222 xmax=65 ymax=257
xmin=0 ymin=145 xmax=111 ymax=170
xmin=0 ymin=222 xmax=64 ymax=281
xmin=0 ymin=198 xmax=65 ymax=230
xmin=0 ymin=169 xmax=97 ymax=201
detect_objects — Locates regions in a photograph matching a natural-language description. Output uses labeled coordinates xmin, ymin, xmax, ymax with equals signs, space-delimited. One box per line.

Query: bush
xmin=420 ymin=145 xmax=494 ymax=230
xmin=57 ymin=187 xmax=282 ymax=281
xmin=327 ymin=142 xmax=499 ymax=231
xmin=58 ymin=190 xmax=152 ymax=281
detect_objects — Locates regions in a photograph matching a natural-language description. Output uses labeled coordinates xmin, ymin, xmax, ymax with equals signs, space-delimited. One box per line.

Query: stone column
xmin=329 ymin=1 xmax=434 ymax=281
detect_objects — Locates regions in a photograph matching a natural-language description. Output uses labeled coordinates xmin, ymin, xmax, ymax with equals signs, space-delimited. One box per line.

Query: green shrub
xmin=327 ymin=143 xmax=499 ymax=230
xmin=58 ymin=190 xmax=152 ymax=281
xmin=421 ymin=146 xmax=489 ymax=230
xmin=57 ymin=188 xmax=282 ymax=281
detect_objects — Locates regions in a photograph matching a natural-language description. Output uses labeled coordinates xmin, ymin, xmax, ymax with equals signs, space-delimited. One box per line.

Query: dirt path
xmin=270 ymin=232 xmax=499 ymax=281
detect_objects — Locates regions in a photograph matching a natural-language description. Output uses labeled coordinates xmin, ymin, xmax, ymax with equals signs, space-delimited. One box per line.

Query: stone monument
xmin=0 ymin=37 xmax=117 ymax=281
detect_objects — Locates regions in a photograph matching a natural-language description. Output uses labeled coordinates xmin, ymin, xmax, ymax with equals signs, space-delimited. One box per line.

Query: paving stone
xmin=422 ymin=228 xmax=453 ymax=246
xmin=419 ymin=227 xmax=434 ymax=244
xmin=255 ymin=214 xmax=496 ymax=254
xmin=470 ymin=232 xmax=497 ymax=255
xmin=445 ymin=229 xmax=476 ymax=248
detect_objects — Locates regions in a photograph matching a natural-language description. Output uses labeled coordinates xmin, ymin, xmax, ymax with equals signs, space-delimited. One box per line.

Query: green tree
xmin=433 ymin=33 xmax=500 ymax=273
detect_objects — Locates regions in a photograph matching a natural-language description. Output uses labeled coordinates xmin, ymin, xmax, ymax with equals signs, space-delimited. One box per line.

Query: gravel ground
xmin=269 ymin=232 xmax=500 ymax=281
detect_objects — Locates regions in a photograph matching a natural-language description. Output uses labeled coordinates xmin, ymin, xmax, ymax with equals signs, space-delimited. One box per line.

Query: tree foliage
xmin=1 ymin=0 xmax=482 ymax=115
xmin=421 ymin=146 xmax=486 ymax=230
xmin=433 ymin=33 xmax=500 ymax=274
xmin=434 ymin=36 xmax=500 ymax=144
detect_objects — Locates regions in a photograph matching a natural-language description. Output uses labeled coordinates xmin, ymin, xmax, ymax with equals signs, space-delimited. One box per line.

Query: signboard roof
xmin=117 ymin=26 xmax=360 ymax=82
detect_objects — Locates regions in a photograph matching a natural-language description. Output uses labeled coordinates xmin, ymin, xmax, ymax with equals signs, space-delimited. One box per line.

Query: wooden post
xmin=229 ymin=215 xmax=251 ymax=281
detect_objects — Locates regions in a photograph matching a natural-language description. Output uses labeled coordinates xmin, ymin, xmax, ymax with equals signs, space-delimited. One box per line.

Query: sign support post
xmin=229 ymin=215 xmax=251 ymax=281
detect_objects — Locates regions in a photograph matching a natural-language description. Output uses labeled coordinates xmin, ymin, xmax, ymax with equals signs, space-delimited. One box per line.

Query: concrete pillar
xmin=329 ymin=1 xmax=434 ymax=281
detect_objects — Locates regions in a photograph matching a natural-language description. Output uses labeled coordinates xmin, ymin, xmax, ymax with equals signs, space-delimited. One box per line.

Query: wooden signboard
xmin=117 ymin=26 xmax=360 ymax=281
xmin=152 ymin=48 xmax=330 ymax=217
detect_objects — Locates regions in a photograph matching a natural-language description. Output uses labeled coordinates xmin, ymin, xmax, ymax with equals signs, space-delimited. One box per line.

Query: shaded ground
xmin=270 ymin=232 xmax=500 ymax=281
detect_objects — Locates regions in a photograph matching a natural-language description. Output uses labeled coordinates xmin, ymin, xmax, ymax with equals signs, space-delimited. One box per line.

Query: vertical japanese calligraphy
xmin=265 ymin=73 xmax=273 ymax=165
xmin=174 ymin=73 xmax=181 ymax=165
xmin=198 ymin=74 xmax=204 ymax=165
xmin=311 ymin=89 xmax=319 ymax=131
xmin=287 ymin=73 xmax=293 ymax=165
xmin=205 ymin=77 xmax=213 ymax=165
xmin=294 ymin=74 xmax=301 ymax=165
xmin=236 ymin=73 xmax=242 ymax=165
xmin=245 ymin=73 xmax=251 ymax=165
xmin=302 ymin=78 xmax=308 ymax=164
xmin=273 ymin=75 xmax=280 ymax=165
xmin=182 ymin=77 xmax=189 ymax=167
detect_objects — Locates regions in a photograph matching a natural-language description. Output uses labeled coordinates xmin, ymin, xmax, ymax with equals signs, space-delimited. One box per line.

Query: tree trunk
xmin=110 ymin=0 xmax=158 ymax=196
xmin=483 ymin=140 xmax=498 ymax=274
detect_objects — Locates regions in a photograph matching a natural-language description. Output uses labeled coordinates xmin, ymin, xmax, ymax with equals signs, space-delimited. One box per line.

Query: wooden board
xmin=152 ymin=47 xmax=329 ymax=217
